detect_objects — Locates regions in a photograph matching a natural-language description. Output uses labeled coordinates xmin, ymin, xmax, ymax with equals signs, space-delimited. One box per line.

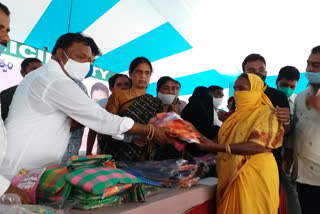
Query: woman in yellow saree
xmin=198 ymin=73 xmax=284 ymax=214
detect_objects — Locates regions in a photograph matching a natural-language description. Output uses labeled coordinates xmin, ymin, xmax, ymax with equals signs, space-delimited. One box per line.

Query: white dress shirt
xmin=0 ymin=107 xmax=10 ymax=195
xmin=283 ymin=93 xmax=297 ymax=149
xmin=293 ymin=88 xmax=320 ymax=186
xmin=213 ymin=108 xmax=222 ymax=127
xmin=1 ymin=60 xmax=134 ymax=179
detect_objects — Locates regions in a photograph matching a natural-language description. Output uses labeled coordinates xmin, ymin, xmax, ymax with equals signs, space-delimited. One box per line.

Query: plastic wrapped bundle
xmin=117 ymin=159 xmax=198 ymax=188
xmin=10 ymin=168 xmax=46 ymax=204
xmin=152 ymin=112 xmax=200 ymax=151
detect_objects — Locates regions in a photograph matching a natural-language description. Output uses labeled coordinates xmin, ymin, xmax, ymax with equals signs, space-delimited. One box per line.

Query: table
xmin=71 ymin=183 xmax=216 ymax=214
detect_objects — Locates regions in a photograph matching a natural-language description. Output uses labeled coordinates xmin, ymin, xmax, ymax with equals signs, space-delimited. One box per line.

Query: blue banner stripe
xmin=24 ymin=0 xmax=72 ymax=51
xmin=94 ymin=22 xmax=192 ymax=73
xmin=69 ymin=0 xmax=119 ymax=32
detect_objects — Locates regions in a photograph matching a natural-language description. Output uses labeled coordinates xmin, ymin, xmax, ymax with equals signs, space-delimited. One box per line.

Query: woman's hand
xmin=153 ymin=127 xmax=175 ymax=144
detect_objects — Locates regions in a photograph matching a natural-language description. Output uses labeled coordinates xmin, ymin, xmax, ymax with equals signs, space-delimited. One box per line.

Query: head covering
xmin=233 ymin=73 xmax=272 ymax=112
xmin=181 ymin=86 xmax=217 ymax=142
xmin=189 ymin=86 xmax=213 ymax=111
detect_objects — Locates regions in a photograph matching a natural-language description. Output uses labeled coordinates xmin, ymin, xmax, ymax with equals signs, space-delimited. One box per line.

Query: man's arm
xmin=45 ymin=79 xmax=135 ymax=136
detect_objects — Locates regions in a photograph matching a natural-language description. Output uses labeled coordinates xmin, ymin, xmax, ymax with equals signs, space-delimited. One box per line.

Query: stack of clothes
xmin=117 ymin=159 xmax=199 ymax=188
xmin=36 ymin=155 xmax=146 ymax=210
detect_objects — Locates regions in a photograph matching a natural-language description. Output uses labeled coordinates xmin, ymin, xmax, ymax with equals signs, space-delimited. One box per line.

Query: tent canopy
xmin=3 ymin=0 xmax=319 ymax=97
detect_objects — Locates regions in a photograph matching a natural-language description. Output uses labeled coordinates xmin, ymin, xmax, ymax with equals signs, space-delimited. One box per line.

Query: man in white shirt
xmin=276 ymin=66 xmax=301 ymax=214
xmin=1 ymin=33 xmax=171 ymax=180
xmin=0 ymin=2 xmax=31 ymax=204
xmin=286 ymin=45 xmax=320 ymax=214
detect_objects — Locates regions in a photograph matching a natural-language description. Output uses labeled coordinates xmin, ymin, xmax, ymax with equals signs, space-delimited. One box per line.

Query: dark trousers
xmin=297 ymin=182 xmax=320 ymax=214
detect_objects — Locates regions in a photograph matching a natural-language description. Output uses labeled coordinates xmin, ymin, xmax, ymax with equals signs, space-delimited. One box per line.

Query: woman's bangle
xmin=225 ymin=144 xmax=231 ymax=154
xmin=147 ymin=125 xmax=152 ymax=139
xmin=147 ymin=125 xmax=155 ymax=141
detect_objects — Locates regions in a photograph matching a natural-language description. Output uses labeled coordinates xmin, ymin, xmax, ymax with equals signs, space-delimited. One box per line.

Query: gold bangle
xmin=147 ymin=125 xmax=155 ymax=141
xmin=225 ymin=144 xmax=231 ymax=154
xmin=147 ymin=125 xmax=152 ymax=139
xmin=150 ymin=126 xmax=155 ymax=140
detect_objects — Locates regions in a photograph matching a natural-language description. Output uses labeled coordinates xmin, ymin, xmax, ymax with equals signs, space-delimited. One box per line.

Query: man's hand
xmin=306 ymin=94 xmax=320 ymax=112
xmin=274 ymin=106 xmax=290 ymax=124
xmin=4 ymin=185 xmax=31 ymax=204
xmin=280 ymin=150 xmax=294 ymax=175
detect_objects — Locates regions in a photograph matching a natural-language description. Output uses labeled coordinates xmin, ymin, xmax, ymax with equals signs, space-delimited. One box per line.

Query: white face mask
xmin=158 ymin=92 xmax=176 ymax=105
xmin=62 ymin=51 xmax=90 ymax=81
xmin=213 ymin=97 xmax=223 ymax=108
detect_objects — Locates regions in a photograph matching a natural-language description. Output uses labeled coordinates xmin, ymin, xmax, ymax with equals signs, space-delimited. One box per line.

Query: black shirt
xmin=264 ymin=86 xmax=289 ymax=108
xmin=264 ymin=85 xmax=290 ymax=163
xmin=0 ymin=85 xmax=18 ymax=121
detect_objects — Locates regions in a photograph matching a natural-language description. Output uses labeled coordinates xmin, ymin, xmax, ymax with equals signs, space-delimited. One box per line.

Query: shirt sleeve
xmin=0 ymin=174 xmax=10 ymax=196
xmin=44 ymin=79 xmax=134 ymax=136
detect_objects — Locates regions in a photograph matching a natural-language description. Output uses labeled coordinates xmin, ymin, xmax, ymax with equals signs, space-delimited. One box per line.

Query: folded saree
xmin=66 ymin=167 xmax=142 ymax=195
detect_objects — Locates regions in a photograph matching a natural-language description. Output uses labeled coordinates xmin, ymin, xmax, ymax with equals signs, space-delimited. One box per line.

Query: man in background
xmin=0 ymin=58 xmax=42 ymax=121
xmin=276 ymin=65 xmax=301 ymax=214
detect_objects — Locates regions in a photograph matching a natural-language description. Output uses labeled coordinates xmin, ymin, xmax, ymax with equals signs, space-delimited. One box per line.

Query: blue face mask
xmin=305 ymin=71 xmax=320 ymax=84
xmin=0 ymin=44 xmax=7 ymax=55
xmin=85 ymin=64 xmax=94 ymax=78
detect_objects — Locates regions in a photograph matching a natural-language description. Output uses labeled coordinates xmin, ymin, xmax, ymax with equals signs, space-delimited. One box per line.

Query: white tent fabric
xmin=2 ymin=0 xmax=320 ymax=97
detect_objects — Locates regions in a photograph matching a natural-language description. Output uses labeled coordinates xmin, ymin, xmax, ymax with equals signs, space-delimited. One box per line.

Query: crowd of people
xmin=0 ymin=2 xmax=320 ymax=214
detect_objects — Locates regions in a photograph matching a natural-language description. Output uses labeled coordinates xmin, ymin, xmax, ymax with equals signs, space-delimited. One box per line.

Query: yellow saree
xmin=216 ymin=74 xmax=284 ymax=214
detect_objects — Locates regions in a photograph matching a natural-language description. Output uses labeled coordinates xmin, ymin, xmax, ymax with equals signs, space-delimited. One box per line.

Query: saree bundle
xmin=35 ymin=155 xmax=145 ymax=210
xmin=116 ymin=159 xmax=199 ymax=188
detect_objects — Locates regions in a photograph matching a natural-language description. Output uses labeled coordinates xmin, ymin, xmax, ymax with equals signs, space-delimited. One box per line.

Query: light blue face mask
xmin=305 ymin=71 xmax=320 ymax=84
xmin=0 ymin=44 xmax=6 ymax=55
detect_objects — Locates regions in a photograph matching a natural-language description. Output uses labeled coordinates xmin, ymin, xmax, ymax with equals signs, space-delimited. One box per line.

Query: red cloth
xmin=184 ymin=200 xmax=215 ymax=214
xmin=279 ymin=184 xmax=288 ymax=214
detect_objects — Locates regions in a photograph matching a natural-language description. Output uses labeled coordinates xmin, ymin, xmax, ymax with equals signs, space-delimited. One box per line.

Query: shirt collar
xmin=288 ymin=93 xmax=297 ymax=103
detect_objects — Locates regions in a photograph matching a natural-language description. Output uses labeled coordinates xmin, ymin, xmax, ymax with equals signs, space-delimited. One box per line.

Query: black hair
xmin=108 ymin=74 xmax=131 ymax=88
xmin=208 ymin=85 xmax=223 ymax=93
xmin=189 ymin=86 xmax=213 ymax=112
xmin=157 ymin=76 xmax=175 ymax=92
xmin=52 ymin=33 xmax=90 ymax=55
xmin=227 ymin=96 xmax=236 ymax=111
xmin=21 ymin=58 xmax=42 ymax=71
xmin=0 ymin=3 xmax=10 ymax=16
xmin=85 ymin=36 xmax=101 ymax=56
xmin=242 ymin=53 xmax=266 ymax=72
xmin=276 ymin=66 xmax=300 ymax=82
xmin=129 ymin=57 xmax=153 ymax=75
xmin=311 ymin=46 xmax=320 ymax=54
xmin=90 ymin=82 xmax=109 ymax=98
xmin=174 ymin=80 xmax=181 ymax=88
